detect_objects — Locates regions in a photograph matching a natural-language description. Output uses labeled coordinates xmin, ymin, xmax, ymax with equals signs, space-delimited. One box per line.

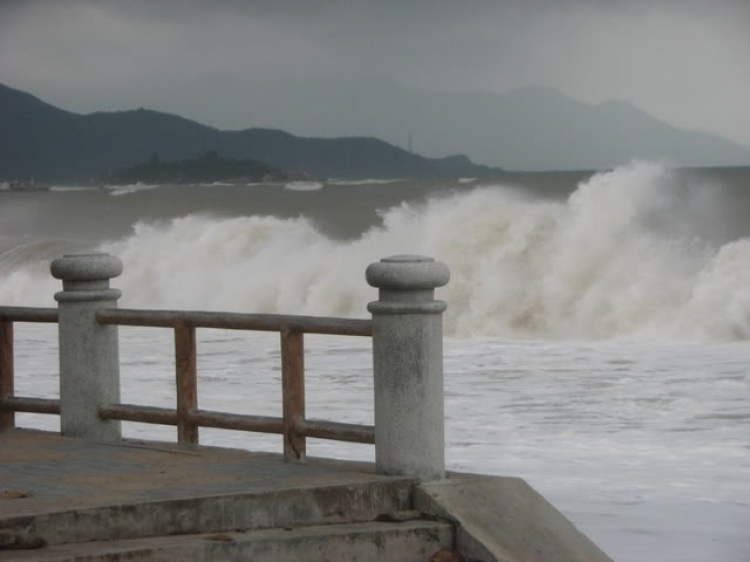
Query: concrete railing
xmin=0 ymin=253 xmax=449 ymax=481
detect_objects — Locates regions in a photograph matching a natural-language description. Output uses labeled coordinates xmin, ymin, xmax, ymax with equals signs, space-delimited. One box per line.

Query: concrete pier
xmin=0 ymin=429 xmax=452 ymax=561
xmin=0 ymin=253 xmax=616 ymax=561
xmin=0 ymin=429 xmax=613 ymax=562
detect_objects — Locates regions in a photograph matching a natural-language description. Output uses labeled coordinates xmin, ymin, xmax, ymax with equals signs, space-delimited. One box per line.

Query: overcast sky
xmin=1 ymin=0 xmax=749 ymax=149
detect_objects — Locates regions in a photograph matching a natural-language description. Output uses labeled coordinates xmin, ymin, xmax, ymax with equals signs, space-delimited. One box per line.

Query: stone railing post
xmin=366 ymin=255 xmax=450 ymax=481
xmin=51 ymin=253 xmax=123 ymax=442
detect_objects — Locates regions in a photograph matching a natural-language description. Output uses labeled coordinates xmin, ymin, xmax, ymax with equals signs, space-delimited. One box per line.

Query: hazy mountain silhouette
xmin=0 ymin=83 xmax=500 ymax=183
xmin=249 ymin=79 xmax=750 ymax=171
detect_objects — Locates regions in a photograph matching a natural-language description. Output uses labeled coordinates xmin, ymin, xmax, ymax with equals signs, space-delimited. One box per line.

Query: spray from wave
xmin=1 ymin=162 xmax=748 ymax=342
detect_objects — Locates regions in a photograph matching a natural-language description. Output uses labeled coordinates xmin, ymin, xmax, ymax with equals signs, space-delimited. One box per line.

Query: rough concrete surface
xmin=52 ymin=253 xmax=123 ymax=442
xmin=416 ymin=474 xmax=615 ymax=562
xmin=1 ymin=431 xmax=616 ymax=562
xmin=367 ymin=254 xmax=449 ymax=482
xmin=0 ymin=430 xmax=415 ymax=550
xmin=1 ymin=521 xmax=454 ymax=562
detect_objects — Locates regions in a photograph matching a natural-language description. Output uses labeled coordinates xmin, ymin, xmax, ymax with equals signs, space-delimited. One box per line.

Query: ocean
xmin=1 ymin=162 xmax=749 ymax=561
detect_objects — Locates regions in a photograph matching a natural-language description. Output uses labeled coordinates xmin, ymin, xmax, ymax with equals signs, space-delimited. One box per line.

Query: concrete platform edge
xmin=0 ymin=520 xmax=455 ymax=562
xmin=415 ymin=474 xmax=615 ymax=562
xmin=1 ymin=479 xmax=415 ymax=548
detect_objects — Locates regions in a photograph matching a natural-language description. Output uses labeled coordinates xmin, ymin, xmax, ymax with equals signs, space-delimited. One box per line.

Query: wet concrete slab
xmin=0 ymin=429 xmax=406 ymax=519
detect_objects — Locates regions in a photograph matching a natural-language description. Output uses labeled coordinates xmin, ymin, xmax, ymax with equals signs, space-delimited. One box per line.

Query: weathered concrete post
xmin=366 ymin=255 xmax=450 ymax=481
xmin=51 ymin=253 xmax=123 ymax=442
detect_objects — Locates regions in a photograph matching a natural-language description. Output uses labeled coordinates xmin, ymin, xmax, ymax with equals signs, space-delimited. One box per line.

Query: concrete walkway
xmin=1 ymin=429 xmax=459 ymax=561
xmin=0 ymin=429 xmax=405 ymax=519
xmin=0 ymin=429 xmax=613 ymax=562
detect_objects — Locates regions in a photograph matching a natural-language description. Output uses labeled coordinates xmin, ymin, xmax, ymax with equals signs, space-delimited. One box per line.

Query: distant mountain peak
xmin=596 ymin=98 xmax=640 ymax=112
xmin=0 ymin=82 xmax=75 ymax=122
xmin=0 ymin=83 xmax=502 ymax=182
xmin=2 ymin=81 xmax=748 ymax=177
xmin=504 ymin=85 xmax=579 ymax=104
xmin=507 ymin=84 xmax=563 ymax=97
xmin=0 ymin=82 xmax=64 ymax=109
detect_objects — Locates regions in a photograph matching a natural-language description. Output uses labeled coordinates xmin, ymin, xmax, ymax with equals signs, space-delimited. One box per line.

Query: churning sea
xmin=1 ymin=162 xmax=749 ymax=561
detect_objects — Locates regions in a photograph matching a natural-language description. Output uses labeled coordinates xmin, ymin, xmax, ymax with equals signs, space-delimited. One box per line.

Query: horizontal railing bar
xmin=96 ymin=404 xmax=372 ymax=444
xmin=1 ymin=396 xmax=61 ymax=414
xmin=96 ymin=308 xmax=372 ymax=336
xmin=298 ymin=419 xmax=375 ymax=444
xmin=99 ymin=404 xmax=178 ymax=425
xmin=0 ymin=307 xmax=58 ymax=323
xmin=188 ymin=410 xmax=284 ymax=434
xmin=3 ymin=299 xmax=378 ymax=451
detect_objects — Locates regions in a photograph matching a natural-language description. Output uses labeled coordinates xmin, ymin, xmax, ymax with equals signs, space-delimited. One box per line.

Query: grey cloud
xmin=0 ymin=0 xmax=748 ymax=149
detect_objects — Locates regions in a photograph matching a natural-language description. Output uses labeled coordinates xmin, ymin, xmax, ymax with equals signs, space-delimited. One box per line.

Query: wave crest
xmin=2 ymin=163 xmax=748 ymax=342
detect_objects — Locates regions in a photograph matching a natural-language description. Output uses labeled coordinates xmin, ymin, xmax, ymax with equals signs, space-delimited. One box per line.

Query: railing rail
xmin=0 ymin=307 xmax=60 ymax=431
xmin=0 ymin=318 xmax=13 ymax=432
xmin=0 ymin=306 xmax=59 ymax=323
xmin=95 ymin=308 xmax=373 ymax=336
xmin=99 ymin=308 xmax=374 ymax=457
xmin=94 ymin=405 xmax=375 ymax=444
xmin=0 ymin=304 xmax=374 ymax=459
xmin=1 ymin=396 xmax=61 ymax=415
xmin=1 ymin=252 xmax=449 ymax=481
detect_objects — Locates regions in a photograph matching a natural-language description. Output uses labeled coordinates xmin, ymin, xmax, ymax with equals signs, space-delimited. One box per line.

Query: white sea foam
xmin=284 ymin=181 xmax=324 ymax=191
xmin=3 ymin=162 xmax=749 ymax=342
xmin=328 ymin=179 xmax=401 ymax=186
xmin=106 ymin=182 xmax=160 ymax=196
xmin=49 ymin=186 xmax=97 ymax=192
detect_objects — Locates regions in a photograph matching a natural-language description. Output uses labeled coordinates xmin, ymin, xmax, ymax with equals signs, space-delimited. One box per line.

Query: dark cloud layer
xmin=1 ymin=0 xmax=748 ymax=150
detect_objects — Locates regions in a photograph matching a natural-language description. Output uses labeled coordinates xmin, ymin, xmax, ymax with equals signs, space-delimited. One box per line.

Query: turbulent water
xmin=2 ymin=162 xmax=749 ymax=561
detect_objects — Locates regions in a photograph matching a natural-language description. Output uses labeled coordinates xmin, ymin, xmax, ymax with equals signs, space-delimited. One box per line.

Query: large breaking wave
xmin=2 ymin=162 xmax=749 ymax=342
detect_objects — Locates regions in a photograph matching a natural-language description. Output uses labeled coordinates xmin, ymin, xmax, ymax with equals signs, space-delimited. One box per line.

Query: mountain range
xmin=0 ymin=83 xmax=499 ymax=183
xmin=1 ymin=82 xmax=748 ymax=183
xmin=249 ymin=79 xmax=750 ymax=171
